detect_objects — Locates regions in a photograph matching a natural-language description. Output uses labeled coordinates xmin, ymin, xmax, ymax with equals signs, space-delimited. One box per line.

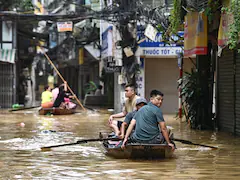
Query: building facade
xmin=136 ymin=31 xmax=195 ymax=113
xmin=216 ymin=0 xmax=240 ymax=135
xmin=0 ymin=20 xmax=17 ymax=108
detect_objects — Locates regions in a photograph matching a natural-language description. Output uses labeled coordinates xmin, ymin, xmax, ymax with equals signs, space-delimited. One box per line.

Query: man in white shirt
xmin=108 ymin=84 xmax=139 ymax=136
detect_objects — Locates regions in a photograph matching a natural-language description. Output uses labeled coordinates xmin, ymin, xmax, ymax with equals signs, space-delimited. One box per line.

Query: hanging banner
xmin=144 ymin=24 xmax=158 ymax=41
xmin=0 ymin=49 xmax=16 ymax=64
xmin=103 ymin=57 xmax=120 ymax=73
xmin=218 ymin=0 xmax=232 ymax=46
xmin=184 ymin=12 xmax=208 ymax=56
xmin=57 ymin=22 xmax=73 ymax=32
xmin=101 ymin=26 xmax=113 ymax=59
xmin=136 ymin=57 xmax=144 ymax=97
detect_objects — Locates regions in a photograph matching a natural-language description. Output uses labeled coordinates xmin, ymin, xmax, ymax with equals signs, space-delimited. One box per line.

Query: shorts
xmin=117 ymin=121 xmax=123 ymax=129
xmin=41 ymin=102 xmax=53 ymax=108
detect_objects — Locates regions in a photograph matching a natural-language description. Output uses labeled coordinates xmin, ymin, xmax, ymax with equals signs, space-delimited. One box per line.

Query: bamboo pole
xmin=41 ymin=48 xmax=86 ymax=112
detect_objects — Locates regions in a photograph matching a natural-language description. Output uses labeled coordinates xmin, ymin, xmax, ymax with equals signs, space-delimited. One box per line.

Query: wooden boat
xmin=38 ymin=108 xmax=75 ymax=115
xmin=103 ymin=140 xmax=175 ymax=159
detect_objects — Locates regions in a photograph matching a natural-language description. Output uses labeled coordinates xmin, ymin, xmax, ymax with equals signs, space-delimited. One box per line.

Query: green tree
xmin=0 ymin=0 xmax=33 ymax=12
xmin=225 ymin=0 xmax=240 ymax=51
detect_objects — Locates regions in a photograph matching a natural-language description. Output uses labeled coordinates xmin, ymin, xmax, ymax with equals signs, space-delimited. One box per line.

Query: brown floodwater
xmin=0 ymin=108 xmax=240 ymax=180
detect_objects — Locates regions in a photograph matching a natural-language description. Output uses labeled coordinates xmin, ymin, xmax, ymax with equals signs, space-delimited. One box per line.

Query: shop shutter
xmin=0 ymin=63 xmax=14 ymax=108
xmin=218 ymin=48 xmax=235 ymax=133
xmin=235 ymin=51 xmax=240 ymax=135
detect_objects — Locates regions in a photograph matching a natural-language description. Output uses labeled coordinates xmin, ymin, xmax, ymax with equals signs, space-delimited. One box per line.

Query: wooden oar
xmin=41 ymin=137 xmax=120 ymax=151
xmin=9 ymin=105 xmax=40 ymax=112
xmin=173 ymin=138 xmax=218 ymax=149
xmin=40 ymin=47 xmax=86 ymax=112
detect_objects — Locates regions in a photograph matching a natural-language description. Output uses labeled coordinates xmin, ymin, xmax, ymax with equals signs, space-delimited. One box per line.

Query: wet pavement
xmin=0 ymin=108 xmax=240 ymax=179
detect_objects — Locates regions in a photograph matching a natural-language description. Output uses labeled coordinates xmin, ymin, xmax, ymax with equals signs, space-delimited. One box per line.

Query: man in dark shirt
xmin=53 ymin=82 xmax=68 ymax=108
xmin=121 ymin=90 xmax=175 ymax=150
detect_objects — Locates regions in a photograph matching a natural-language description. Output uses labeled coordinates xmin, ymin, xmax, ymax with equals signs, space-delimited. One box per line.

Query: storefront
xmin=217 ymin=47 xmax=240 ymax=135
xmin=217 ymin=1 xmax=240 ymax=135
xmin=136 ymin=32 xmax=195 ymax=113
xmin=217 ymin=48 xmax=234 ymax=132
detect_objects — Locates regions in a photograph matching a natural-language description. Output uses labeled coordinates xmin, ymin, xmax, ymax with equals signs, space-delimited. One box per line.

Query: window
xmin=1 ymin=21 xmax=13 ymax=49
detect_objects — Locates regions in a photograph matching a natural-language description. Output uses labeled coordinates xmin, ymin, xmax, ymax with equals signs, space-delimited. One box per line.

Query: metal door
xmin=218 ymin=48 xmax=235 ymax=133
xmin=235 ymin=51 xmax=240 ymax=135
xmin=0 ymin=62 xmax=14 ymax=108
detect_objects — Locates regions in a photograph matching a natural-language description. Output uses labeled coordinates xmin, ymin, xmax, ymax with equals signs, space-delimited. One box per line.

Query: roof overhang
xmin=84 ymin=44 xmax=100 ymax=61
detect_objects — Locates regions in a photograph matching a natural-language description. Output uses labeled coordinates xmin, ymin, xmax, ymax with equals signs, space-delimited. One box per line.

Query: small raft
xmin=103 ymin=140 xmax=175 ymax=159
xmin=38 ymin=108 xmax=75 ymax=115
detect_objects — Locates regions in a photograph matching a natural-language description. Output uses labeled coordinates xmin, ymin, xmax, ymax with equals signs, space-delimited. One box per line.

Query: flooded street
xmin=0 ymin=109 xmax=240 ymax=180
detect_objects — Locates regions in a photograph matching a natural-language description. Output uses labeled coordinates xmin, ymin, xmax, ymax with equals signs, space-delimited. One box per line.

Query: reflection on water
xmin=0 ymin=109 xmax=240 ymax=179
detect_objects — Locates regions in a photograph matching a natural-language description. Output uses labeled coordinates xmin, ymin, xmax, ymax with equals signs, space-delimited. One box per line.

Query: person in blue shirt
xmin=121 ymin=90 xmax=174 ymax=150
xmin=118 ymin=97 xmax=148 ymax=139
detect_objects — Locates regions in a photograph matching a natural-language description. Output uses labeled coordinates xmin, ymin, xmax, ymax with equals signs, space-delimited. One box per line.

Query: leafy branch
xmin=205 ymin=0 xmax=220 ymax=23
xmin=169 ymin=0 xmax=182 ymax=34
xmin=222 ymin=0 xmax=240 ymax=50
xmin=0 ymin=0 xmax=33 ymax=11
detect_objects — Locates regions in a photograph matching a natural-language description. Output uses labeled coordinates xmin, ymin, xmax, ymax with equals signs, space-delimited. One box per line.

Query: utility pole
xmin=114 ymin=0 xmax=138 ymax=112
xmin=177 ymin=53 xmax=183 ymax=121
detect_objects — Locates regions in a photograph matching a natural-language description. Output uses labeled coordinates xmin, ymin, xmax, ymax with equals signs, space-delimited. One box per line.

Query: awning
xmin=84 ymin=44 xmax=100 ymax=61
xmin=0 ymin=49 xmax=16 ymax=64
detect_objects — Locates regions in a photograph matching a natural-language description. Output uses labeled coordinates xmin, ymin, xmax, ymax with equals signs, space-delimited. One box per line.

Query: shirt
xmin=41 ymin=91 xmax=53 ymax=104
xmin=124 ymin=110 xmax=137 ymax=125
xmin=53 ymin=91 xmax=68 ymax=107
xmin=52 ymin=88 xmax=59 ymax=102
xmin=124 ymin=95 xmax=139 ymax=113
xmin=132 ymin=102 xmax=165 ymax=141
